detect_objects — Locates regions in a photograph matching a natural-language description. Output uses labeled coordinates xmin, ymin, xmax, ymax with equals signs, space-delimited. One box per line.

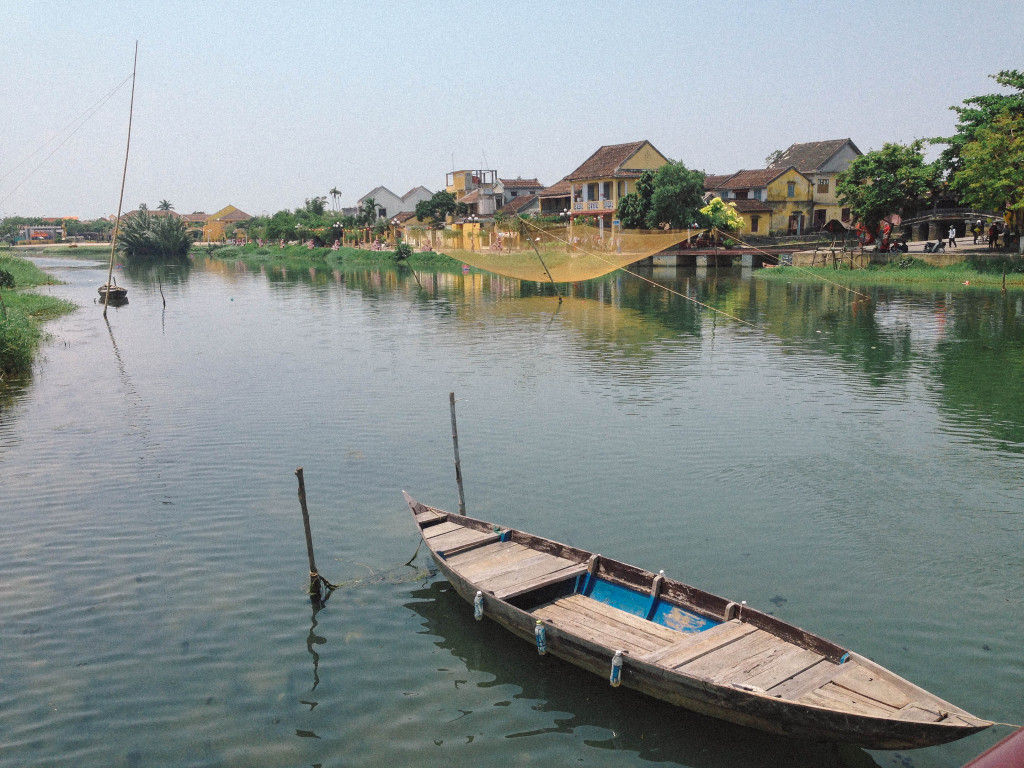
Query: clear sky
xmin=2 ymin=0 xmax=1021 ymax=220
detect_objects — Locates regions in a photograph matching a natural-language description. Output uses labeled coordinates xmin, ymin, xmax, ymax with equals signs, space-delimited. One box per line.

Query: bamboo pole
xmin=295 ymin=467 xmax=331 ymax=598
xmin=103 ymin=41 xmax=138 ymax=318
xmin=449 ymin=392 xmax=466 ymax=515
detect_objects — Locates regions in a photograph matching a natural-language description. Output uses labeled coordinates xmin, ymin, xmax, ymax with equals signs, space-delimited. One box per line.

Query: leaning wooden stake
xmin=295 ymin=467 xmax=334 ymax=598
xmin=449 ymin=392 xmax=466 ymax=515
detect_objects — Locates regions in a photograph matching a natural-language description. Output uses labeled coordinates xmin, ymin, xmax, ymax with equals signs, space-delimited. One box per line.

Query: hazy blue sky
xmin=2 ymin=0 xmax=1022 ymax=219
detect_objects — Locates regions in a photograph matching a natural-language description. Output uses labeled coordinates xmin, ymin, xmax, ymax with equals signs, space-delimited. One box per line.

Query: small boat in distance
xmin=405 ymin=492 xmax=991 ymax=750
xmin=98 ymin=281 xmax=127 ymax=303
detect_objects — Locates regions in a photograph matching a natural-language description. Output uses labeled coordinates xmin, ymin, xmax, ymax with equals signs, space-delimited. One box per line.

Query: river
xmin=1 ymin=254 xmax=1021 ymax=768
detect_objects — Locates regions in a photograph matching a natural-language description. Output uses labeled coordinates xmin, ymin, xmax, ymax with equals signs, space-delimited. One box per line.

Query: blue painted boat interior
xmin=577 ymin=576 xmax=720 ymax=634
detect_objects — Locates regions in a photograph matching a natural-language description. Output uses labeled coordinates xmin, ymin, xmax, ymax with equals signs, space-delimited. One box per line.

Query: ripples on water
xmin=0 ymin=257 xmax=1021 ymax=767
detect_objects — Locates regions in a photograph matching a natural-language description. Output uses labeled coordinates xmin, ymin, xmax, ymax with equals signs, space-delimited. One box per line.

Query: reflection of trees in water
xmin=122 ymin=258 xmax=192 ymax=287
xmin=934 ymin=295 xmax=1024 ymax=449
xmin=404 ymin=580 xmax=880 ymax=768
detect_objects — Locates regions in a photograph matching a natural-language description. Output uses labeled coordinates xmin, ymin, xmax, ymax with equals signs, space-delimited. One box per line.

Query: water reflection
xmin=405 ymin=580 xmax=881 ymax=768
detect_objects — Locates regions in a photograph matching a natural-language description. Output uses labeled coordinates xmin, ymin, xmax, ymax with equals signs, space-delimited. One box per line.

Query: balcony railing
xmin=573 ymin=200 xmax=615 ymax=211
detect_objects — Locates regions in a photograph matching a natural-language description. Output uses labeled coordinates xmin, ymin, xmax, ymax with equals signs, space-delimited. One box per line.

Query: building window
xmin=787 ymin=181 xmax=796 ymax=198
xmin=817 ymin=178 xmax=829 ymax=194
xmin=617 ymin=180 xmax=624 ymax=197
xmin=602 ymin=181 xmax=612 ymax=200
xmin=751 ymin=216 xmax=760 ymax=233
xmin=588 ymin=182 xmax=598 ymax=201
xmin=841 ymin=207 xmax=851 ymax=222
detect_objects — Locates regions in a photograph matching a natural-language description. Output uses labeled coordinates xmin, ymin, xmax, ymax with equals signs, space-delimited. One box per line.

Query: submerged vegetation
xmin=0 ymin=255 xmax=76 ymax=378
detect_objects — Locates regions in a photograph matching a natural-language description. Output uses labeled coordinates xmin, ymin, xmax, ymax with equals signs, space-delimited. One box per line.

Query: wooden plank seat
xmin=423 ymin=521 xmax=499 ymax=557
xmin=532 ymin=593 xmax=688 ymax=657
xmin=445 ymin=540 xmax=585 ymax=599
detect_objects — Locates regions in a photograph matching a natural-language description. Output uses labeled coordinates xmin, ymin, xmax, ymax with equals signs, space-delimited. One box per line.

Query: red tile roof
xmin=767 ymin=139 xmax=861 ymax=173
xmin=704 ymin=173 xmax=736 ymax=190
xmin=565 ymin=140 xmax=656 ymax=181
xmin=499 ymin=177 xmax=542 ymax=188
xmin=539 ymin=178 xmax=571 ymax=197
xmin=719 ymin=168 xmax=789 ymax=188
xmin=497 ymin=194 xmax=538 ymax=214
xmin=729 ymin=198 xmax=771 ymax=213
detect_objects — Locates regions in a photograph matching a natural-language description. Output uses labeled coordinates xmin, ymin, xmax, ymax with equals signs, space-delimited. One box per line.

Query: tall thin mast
xmin=103 ymin=41 xmax=137 ymax=318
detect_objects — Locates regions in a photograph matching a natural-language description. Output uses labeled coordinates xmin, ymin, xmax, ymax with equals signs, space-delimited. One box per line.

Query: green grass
xmin=0 ymin=255 xmax=76 ymax=378
xmin=757 ymin=256 xmax=1024 ymax=290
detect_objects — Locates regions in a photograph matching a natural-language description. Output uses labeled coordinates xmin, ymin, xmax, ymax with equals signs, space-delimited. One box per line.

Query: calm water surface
xmin=1 ymin=256 xmax=1021 ymax=768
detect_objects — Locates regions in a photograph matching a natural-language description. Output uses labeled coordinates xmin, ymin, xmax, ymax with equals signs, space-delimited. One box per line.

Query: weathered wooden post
xmin=449 ymin=392 xmax=466 ymax=515
xmin=295 ymin=467 xmax=329 ymax=598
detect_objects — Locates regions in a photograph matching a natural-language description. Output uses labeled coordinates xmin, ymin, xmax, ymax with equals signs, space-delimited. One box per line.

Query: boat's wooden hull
xmin=98 ymin=285 xmax=128 ymax=303
xmin=406 ymin=493 xmax=990 ymax=750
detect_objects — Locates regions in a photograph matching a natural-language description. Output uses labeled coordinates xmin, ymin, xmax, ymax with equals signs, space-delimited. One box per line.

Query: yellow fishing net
xmin=440 ymin=218 xmax=695 ymax=283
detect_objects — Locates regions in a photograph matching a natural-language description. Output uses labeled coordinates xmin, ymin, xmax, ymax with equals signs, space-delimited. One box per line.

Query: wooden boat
xmin=98 ymin=283 xmax=127 ymax=302
xmin=405 ymin=492 xmax=991 ymax=749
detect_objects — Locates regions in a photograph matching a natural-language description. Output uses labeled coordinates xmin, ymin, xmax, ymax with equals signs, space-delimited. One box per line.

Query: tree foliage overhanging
xmin=616 ymin=162 xmax=706 ymax=230
xmin=836 ymin=140 xmax=942 ymax=235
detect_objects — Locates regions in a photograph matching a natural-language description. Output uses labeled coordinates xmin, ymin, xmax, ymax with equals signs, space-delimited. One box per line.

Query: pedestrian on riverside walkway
xmin=948 ymin=225 xmax=957 ymax=249
xmin=988 ymin=224 xmax=998 ymax=249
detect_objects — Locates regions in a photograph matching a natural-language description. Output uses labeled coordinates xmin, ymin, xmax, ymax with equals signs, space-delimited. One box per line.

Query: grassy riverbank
xmin=757 ymin=255 xmax=1024 ymax=290
xmin=0 ymin=254 xmax=76 ymax=378
xmin=206 ymin=242 xmax=463 ymax=270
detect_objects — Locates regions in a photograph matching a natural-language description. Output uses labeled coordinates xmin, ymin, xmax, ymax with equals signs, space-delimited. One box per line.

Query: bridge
xmin=896 ymin=208 xmax=1003 ymax=241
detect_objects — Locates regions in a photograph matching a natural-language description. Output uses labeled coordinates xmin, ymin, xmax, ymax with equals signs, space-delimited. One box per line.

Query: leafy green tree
xmin=117 ymin=208 xmax=190 ymax=259
xmin=616 ymin=169 xmax=655 ymax=229
xmin=836 ymin=140 xmax=941 ymax=236
xmin=329 ymin=187 xmax=341 ymax=211
xmin=359 ymin=197 xmax=379 ymax=226
xmin=157 ymin=200 xmax=174 ymax=211
xmin=648 ymin=161 xmax=706 ymax=229
xmin=938 ymin=70 xmax=1024 ymax=177
xmin=765 ymin=149 xmax=784 ymax=167
xmin=304 ymin=196 xmax=328 ymax=217
xmin=414 ymin=191 xmax=465 ymax=223
xmin=952 ymin=112 xmax=1024 ymax=215
xmin=700 ymin=197 xmax=745 ymax=233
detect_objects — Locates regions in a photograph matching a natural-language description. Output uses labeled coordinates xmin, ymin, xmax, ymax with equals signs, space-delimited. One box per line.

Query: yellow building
xmin=706 ymin=167 xmax=814 ymax=235
xmin=766 ymin=139 xmax=862 ymax=229
xmin=565 ymin=140 xmax=670 ymax=224
xmin=202 ymin=205 xmax=252 ymax=242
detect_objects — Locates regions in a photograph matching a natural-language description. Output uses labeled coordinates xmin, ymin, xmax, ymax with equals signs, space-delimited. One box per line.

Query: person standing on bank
xmin=948 ymin=225 xmax=957 ymax=249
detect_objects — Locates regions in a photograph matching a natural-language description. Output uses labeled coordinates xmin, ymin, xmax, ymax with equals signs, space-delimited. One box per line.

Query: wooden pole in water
xmin=449 ymin=392 xmax=466 ymax=515
xmin=295 ymin=467 xmax=323 ymax=597
xmin=103 ymin=41 xmax=138 ymax=319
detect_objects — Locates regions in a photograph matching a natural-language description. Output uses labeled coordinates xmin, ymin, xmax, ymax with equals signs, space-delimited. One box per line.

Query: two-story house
xmin=565 ymin=140 xmax=670 ymax=224
xmin=706 ymin=167 xmax=814 ymax=235
xmin=766 ymin=139 xmax=862 ymax=230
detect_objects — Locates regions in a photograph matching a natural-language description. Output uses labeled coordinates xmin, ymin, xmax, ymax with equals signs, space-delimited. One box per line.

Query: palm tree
xmin=158 ymin=200 xmax=174 ymax=211
xmin=329 ymin=187 xmax=341 ymax=212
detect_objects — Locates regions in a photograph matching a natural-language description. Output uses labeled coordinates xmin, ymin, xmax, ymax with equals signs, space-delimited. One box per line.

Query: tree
xmin=329 ymin=187 xmax=341 ymax=212
xmin=157 ymin=200 xmax=174 ymax=211
xmin=304 ymin=196 xmax=327 ymax=217
xmin=616 ymin=169 xmax=655 ymax=229
xmin=117 ymin=208 xmax=191 ymax=259
xmin=765 ymin=149 xmax=784 ymax=167
xmin=939 ymin=70 xmax=1024 ymax=177
xmin=699 ymin=197 xmax=745 ymax=234
xmin=414 ymin=191 xmax=464 ymax=223
xmin=952 ymin=112 xmax=1024 ymax=214
xmin=836 ymin=140 xmax=941 ymax=236
xmin=647 ymin=161 xmax=706 ymax=229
